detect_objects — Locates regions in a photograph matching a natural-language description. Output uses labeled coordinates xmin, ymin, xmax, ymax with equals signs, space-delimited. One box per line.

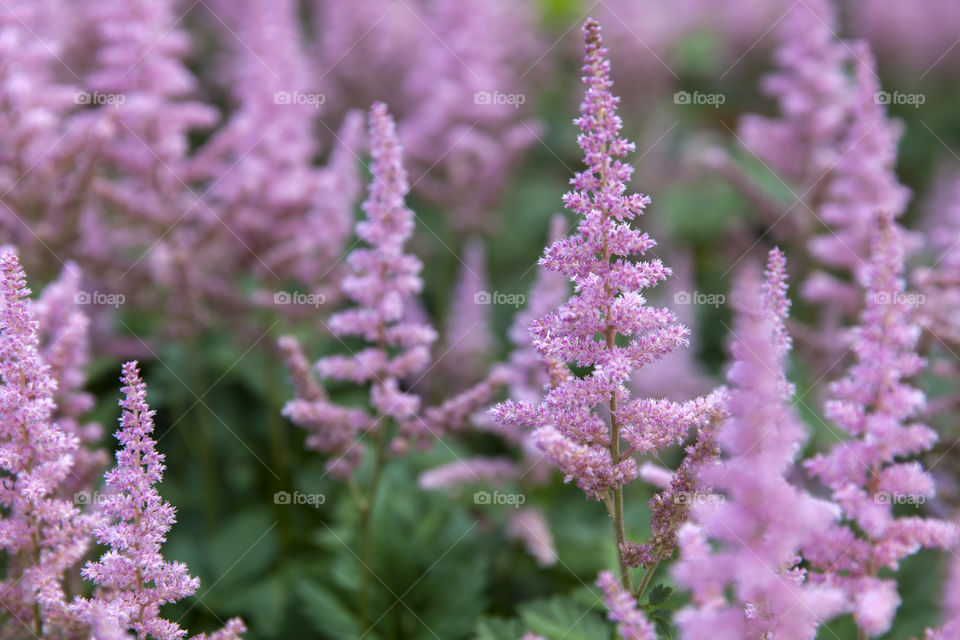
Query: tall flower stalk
xmin=75 ymin=362 xmax=245 ymax=640
xmin=0 ymin=252 xmax=93 ymax=634
xmin=491 ymin=18 xmax=725 ymax=593
xmin=805 ymin=214 xmax=958 ymax=637
xmin=672 ymin=250 xmax=845 ymax=640
xmin=281 ymin=102 xmax=507 ymax=628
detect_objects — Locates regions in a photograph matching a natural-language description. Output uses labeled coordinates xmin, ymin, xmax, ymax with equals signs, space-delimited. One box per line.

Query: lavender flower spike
xmin=0 ymin=252 xmax=92 ymax=632
xmin=673 ymin=249 xmax=845 ymax=640
xmin=491 ymin=18 xmax=725 ymax=589
xmin=78 ymin=362 xmax=244 ymax=640
xmin=282 ymin=102 xmax=436 ymax=476
xmin=805 ymin=215 xmax=958 ymax=637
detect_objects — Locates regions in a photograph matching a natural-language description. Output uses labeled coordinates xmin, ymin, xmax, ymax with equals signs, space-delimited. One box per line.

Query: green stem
xmin=607 ymin=328 xmax=631 ymax=592
xmin=359 ymin=430 xmax=388 ymax=629
xmin=635 ymin=560 xmax=660 ymax=600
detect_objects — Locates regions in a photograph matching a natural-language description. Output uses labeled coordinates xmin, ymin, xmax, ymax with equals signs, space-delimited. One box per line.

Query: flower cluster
xmin=3 ymin=1 xmax=960 ymax=638
xmin=0 ymin=252 xmax=243 ymax=638
xmin=673 ymin=250 xmax=845 ymax=639
xmin=491 ymin=19 xmax=727 ymax=594
xmin=76 ymin=362 xmax=243 ymax=640
xmin=0 ymin=0 xmax=538 ymax=341
xmin=804 ymin=215 xmax=958 ymax=636
xmin=0 ymin=252 xmax=93 ymax=632
xmin=281 ymin=102 xmax=435 ymax=478
xmin=282 ymin=102 xmax=507 ymax=478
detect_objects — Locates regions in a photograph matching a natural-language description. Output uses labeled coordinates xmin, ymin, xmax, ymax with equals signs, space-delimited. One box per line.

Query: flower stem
xmin=635 ymin=559 xmax=660 ymax=599
xmin=359 ymin=429 xmax=388 ymax=630
xmin=607 ymin=326 xmax=631 ymax=591
xmin=611 ymin=482 xmax=631 ymax=591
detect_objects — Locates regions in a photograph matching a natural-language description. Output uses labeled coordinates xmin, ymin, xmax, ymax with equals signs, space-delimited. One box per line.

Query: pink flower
xmin=596 ymin=570 xmax=656 ymax=640
xmin=673 ymin=249 xmax=845 ymax=640
xmin=491 ymin=18 xmax=720 ymax=504
xmin=78 ymin=362 xmax=243 ymax=640
xmin=0 ymin=252 xmax=93 ymax=630
xmin=805 ymin=216 xmax=958 ymax=636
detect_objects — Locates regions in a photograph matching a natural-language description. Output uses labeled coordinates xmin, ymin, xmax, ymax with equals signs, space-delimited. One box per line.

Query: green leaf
xmin=646 ymin=584 xmax=673 ymax=607
xmin=654 ymin=617 xmax=675 ymax=640
xmin=518 ymin=595 xmax=608 ymax=640
xmin=474 ymin=616 xmax=526 ymax=640
xmin=297 ymin=580 xmax=360 ymax=639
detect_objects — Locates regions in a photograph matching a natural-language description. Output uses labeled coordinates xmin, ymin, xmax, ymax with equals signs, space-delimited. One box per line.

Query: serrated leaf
xmin=654 ymin=617 xmax=675 ymax=640
xmin=296 ymin=580 xmax=360 ymax=639
xmin=646 ymin=584 xmax=673 ymax=607
xmin=519 ymin=595 xmax=608 ymax=640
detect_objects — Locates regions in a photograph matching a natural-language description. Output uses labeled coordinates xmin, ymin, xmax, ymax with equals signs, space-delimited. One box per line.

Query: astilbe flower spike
xmin=804 ymin=215 xmax=958 ymax=637
xmin=803 ymin=43 xmax=913 ymax=322
xmin=76 ymin=362 xmax=244 ymax=640
xmin=738 ymin=0 xmax=849 ymax=188
xmin=281 ymin=102 xmax=436 ymax=478
xmin=490 ymin=18 xmax=725 ymax=589
xmin=672 ymin=249 xmax=845 ymax=640
xmin=31 ymin=262 xmax=109 ymax=499
xmin=190 ymin=0 xmax=364 ymax=308
xmin=0 ymin=252 xmax=93 ymax=633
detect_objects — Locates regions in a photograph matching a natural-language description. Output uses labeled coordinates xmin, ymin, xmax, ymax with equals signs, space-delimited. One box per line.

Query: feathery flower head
xmin=283 ymin=102 xmax=437 ymax=477
xmin=673 ymin=249 xmax=845 ymax=640
xmin=79 ymin=362 xmax=199 ymax=639
xmin=804 ymin=43 xmax=913 ymax=318
xmin=596 ymin=570 xmax=656 ymax=640
xmin=31 ymin=263 xmax=108 ymax=499
xmin=491 ymin=18 xmax=723 ymax=502
xmin=77 ymin=361 xmax=243 ymax=638
xmin=0 ymin=252 xmax=92 ymax=628
xmin=805 ymin=215 xmax=958 ymax=636
xmin=739 ymin=0 xmax=850 ymax=184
